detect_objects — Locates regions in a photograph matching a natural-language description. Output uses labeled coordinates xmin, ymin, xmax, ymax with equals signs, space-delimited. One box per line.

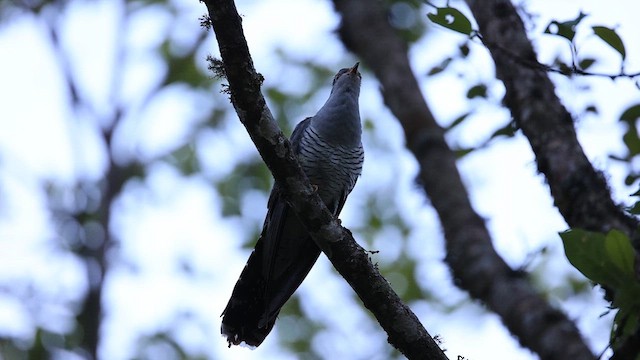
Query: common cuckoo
xmin=221 ymin=63 xmax=364 ymax=347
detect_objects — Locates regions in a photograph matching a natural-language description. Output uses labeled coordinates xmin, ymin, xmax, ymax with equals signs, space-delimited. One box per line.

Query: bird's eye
xmin=333 ymin=68 xmax=350 ymax=84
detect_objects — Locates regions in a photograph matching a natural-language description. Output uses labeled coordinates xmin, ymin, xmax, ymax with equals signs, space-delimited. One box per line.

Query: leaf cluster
xmin=426 ymin=6 xmax=639 ymax=81
xmin=560 ymin=229 xmax=640 ymax=350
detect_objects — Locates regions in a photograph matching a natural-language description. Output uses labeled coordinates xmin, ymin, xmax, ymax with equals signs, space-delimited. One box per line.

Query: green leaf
xmin=544 ymin=12 xmax=588 ymax=42
xmin=613 ymin=308 xmax=640 ymax=344
xmin=578 ymin=58 xmax=596 ymax=70
xmin=625 ymin=174 xmax=640 ymax=186
xmin=584 ymin=104 xmax=598 ymax=114
xmin=610 ymin=284 xmax=640 ymax=348
xmin=427 ymin=57 xmax=453 ymax=76
xmin=166 ymin=144 xmax=199 ymax=175
xmin=216 ymin=160 xmax=272 ymax=216
xmin=623 ymin=130 xmax=640 ymax=156
xmin=604 ymin=230 xmax=636 ymax=277
xmin=459 ymin=43 xmax=470 ymax=57
xmin=609 ymin=154 xmax=629 ymax=162
xmin=427 ymin=7 xmax=473 ymax=36
xmin=620 ymin=104 xmax=640 ymax=124
xmin=466 ymin=84 xmax=487 ymax=99
xmin=560 ymin=229 xmax=636 ymax=289
xmin=454 ymin=147 xmax=474 ymax=158
xmin=592 ymin=26 xmax=626 ymax=60
xmin=364 ymin=118 xmax=375 ymax=131
xmin=368 ymin=213 xmax=383 ymax=231
xmin=446 ymin=112 xmax=471 ymax=131
xmin=489 ymin=121 xmax=517 ymax=139
xmin=160 ymin=40 xmax=210 ymax=88
xmin=557 ymin=61 xmax=573 ymax=76
xmin=628 ymin=202 xmax=640 ymax=215
xmin=265 ymin=87 xmax=288 ymax=105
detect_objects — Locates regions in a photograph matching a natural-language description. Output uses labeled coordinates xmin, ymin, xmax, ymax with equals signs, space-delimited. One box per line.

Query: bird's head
xmin=311 ymin=62 xmax=363 ymax=145
xmin=330 ymin=62 xmax=361 ymax=96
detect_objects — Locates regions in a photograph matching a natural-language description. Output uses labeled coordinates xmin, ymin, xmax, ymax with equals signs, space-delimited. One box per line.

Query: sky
xmin=0 ymin=0 xmax=639 ymax=359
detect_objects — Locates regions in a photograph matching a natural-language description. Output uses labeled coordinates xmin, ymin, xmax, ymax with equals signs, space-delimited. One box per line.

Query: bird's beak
xmin=348 ymin=62 xmax=360 ymax=74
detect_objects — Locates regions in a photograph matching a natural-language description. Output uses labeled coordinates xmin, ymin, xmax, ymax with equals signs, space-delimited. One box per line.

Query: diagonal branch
xmin=332 ymin=0 xmax=595 ymax=359
xmin=202 ymin=0 xmax=447 ymax=358
xmin=465 ymin=0 xmax=640 ymax=357
xmin=464 ymin=0 xmax=639 ymax=244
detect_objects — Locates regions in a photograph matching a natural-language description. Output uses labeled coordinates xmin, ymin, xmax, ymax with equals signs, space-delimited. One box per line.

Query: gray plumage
xmin=221 ymin=63 xmax=363 ymax=347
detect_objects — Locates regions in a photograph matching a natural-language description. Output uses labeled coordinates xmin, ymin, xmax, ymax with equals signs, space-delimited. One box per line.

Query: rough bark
xmin=332 ymin=0 xmax=595 ymax=359
xmin=465 ymin=0 xmax=640 ymax=356
xmin=464 ymin=0 xmax=639 ymax=244
xmin=203 ymin=0 xmax=447 ymax=358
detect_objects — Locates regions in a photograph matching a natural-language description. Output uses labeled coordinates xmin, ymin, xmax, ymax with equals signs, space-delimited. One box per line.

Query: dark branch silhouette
xmin=465 ymin=0 xmax=639 ymax=243
xmin=332 ymin=0 xmax=596 ymax=359
xmin=464 ymin=1 xmax=640 ymax=357
xmin=470 ymin=33 xmax=640 ymax=79
xmin=202 ymin=0 xmax=448 ymax=358
xmin=44 ymin=15 xmax=103 ymax=360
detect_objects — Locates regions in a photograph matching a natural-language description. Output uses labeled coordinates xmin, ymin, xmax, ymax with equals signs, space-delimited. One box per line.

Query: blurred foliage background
xmin=1 ymin=0 xmax=639 ymax=359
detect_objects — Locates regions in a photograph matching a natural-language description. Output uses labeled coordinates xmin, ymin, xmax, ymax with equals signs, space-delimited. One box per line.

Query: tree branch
xmin=44 ymin=14 xmax=105 ymax=359
xmin=332 ymin=0 xmax=595 ymax=359
xmin=465 ymin=0 xmax=639 ymax=245
xmin=465 ymin=1 xmax=640 ymax=356
xmin=202 ymin=0 xmax=447 ymax=358
xmin=470 ymin=33 xmax=640 ymax=80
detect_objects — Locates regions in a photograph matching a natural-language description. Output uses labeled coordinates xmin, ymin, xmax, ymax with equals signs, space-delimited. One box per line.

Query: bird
xmin=221 ymin=62 xmax=364 ymax=348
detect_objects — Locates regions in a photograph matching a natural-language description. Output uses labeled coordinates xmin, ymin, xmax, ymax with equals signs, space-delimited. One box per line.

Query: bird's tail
xmin=221 ymin=238 xmax=276 ymax=348
xmin=221 ymin=192 xmax=322 ymax=348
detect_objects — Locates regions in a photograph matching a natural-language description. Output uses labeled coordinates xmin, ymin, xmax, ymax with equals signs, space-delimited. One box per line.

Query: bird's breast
xmin=298 ymin=127 xmax=363 ymax=213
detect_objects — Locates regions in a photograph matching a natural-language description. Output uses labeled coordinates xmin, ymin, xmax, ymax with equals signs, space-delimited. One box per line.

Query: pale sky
xmin=0 ymin=0 xmax=639 ymax=359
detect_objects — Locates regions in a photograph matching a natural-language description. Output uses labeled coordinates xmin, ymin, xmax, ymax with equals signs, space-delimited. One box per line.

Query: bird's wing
xmin=258 ymin=184 xmax=321 ymax=326
xmin=333 ymin=143 xmax=364 ymax=216
xmin=258 ymin=117 xmax=320 ymax=325
xmin=221 ymin=117 xmax=321 ymax=347
xmin=221 ymin=117 xmax=362 ymax=346
xmin=220 ymin=180 xmax=321 ymax=347
xmin=260 ymin=122 xmax=364 ymax=323
xmin=289 ymin=116 xmax=312 ymax=152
